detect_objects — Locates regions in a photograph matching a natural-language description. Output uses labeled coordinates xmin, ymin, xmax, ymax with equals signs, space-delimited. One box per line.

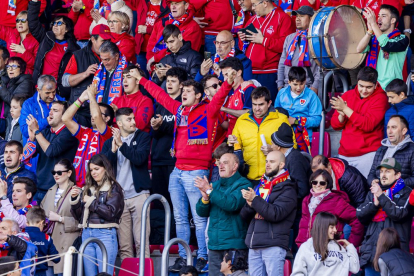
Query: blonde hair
xmin=109 ymin=11 xmax=130 ymax=32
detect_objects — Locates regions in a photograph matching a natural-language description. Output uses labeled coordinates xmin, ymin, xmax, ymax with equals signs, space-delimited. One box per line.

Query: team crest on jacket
xmin=300 ymin=99 xmax=306 ymax=105
xmin=266 ymin=26 xmax=274 ymax=35
xmin=234 ymin=99 xmax=239 ymax=107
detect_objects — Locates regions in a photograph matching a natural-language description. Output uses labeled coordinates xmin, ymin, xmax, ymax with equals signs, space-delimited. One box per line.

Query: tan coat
xmin=40 ymin=181 xmax=80 ymax=274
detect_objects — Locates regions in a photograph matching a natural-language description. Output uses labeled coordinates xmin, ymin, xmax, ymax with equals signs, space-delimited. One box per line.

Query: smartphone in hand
xmin=204 ymin=51 xmax=212 ymax=60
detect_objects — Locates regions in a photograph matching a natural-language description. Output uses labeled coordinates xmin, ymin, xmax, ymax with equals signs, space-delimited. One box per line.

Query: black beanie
xmin=271 ymin=123 xmax=294 ymax=148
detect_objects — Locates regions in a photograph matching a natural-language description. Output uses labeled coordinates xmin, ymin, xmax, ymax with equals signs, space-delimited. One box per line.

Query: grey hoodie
xmin=291 ymin=238 xmax=360 ymax=276
xmin=381 ymin=135 xmax=413 ymax=160
xmin=227 ymin=271 xmax=248 ymax=276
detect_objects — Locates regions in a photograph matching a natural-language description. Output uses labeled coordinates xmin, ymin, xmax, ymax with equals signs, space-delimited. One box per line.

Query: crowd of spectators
xmin=0 ymin=0 xmax=414 ymax=275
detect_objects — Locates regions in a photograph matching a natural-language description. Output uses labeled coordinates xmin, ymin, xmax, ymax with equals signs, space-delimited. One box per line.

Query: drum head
xmin=324 ymin=5 xmax=367 ymax=69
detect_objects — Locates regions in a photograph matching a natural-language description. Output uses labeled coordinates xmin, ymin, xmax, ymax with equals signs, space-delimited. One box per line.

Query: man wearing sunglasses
xmin=357 ymin=157 xmax=414 ymax=275
xmin=62 ymin=24 xmax=113 ymax=128
xmin=195 ymin=30 xmax=253 ymax=83
xmin=240 ymin=150 xmax=297 ymax=276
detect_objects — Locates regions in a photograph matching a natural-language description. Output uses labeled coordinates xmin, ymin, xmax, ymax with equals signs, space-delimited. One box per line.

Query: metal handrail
xmin=407 ymin=73 xmax=412 ymax=96
xmin=77 ymin=237 xmax=108 ymax=276
xmin=161 ymin=238 xmax=193 ymax=276
xmin=139 ymin=194 xmax=171 ymax=276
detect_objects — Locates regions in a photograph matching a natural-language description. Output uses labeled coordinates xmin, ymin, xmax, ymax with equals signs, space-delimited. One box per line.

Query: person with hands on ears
xmin=195 ymin=153 xmax=252 ymax=276
xmin=291 ymin=212 xmax=360 ymax=276
xmin=138 ymin=62 xmax=236 ymax=273
xmin=357 ymin=157 xmax=414 ymax=276
xmin=62 ymin=83 xmax=114 ymax=188
xmin=357 ymin=4 xmax=409 ymax=89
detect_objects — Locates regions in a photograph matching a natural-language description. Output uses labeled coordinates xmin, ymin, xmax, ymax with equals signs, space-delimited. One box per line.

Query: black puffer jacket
xmin=330 ymin=157 xmax=368 ymax=207
xmin=367 ymin=138 xmax=414 ymax=188
xmin=379 ymin=248 xmax=414 ymax=276
xmin=7 ymin=235 xmax=28 ymax=260
xmin=285 ymin=148 xmax=312 ymax=200
xmin=0 ymin=74 xmax=35 ymax=117
xmin=70 ymin=182 xmax=125 ymax=227
xmin=152 ymin=40 xmax=202 ymax=85
xmin=28 ymin=1 xmax=79 ymax=95
xmin=240 ymin=177 xmax=297 ymax=250
xmin=356 ymin=182 xmax=413 ymax=268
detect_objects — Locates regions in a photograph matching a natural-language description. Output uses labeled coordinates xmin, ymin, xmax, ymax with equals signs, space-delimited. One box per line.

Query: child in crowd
xmin=179 ymin=266 xmax=199 ymax=276
xmin=292 ymin=212 xmax=360 ymax=276
xmin=220 ymin=250 xmax=249 ymax=276
xmin=384 ymin=79 xmax=414 ymax=139
xmin=274 ymin=66 xmax=322 ymax=148
xmin=24 ymin=207 xmax=60 ymax=276
xmin=5 ymin=95 xmax=25 ymax=144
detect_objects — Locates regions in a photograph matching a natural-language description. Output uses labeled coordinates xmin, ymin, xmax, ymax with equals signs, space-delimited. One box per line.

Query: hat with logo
xmin=292 ymin=5 xmax=314 ymax=16
xmin=91 ymin=24 xmax=114 ymax=40
xmin=376 ymin=157 xmax=402 ymax=172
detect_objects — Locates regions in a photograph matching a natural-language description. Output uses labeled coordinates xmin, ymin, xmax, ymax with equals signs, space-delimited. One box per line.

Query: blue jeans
xmin=365 ymin=264 xmax=381 ymax=276
xmin=169 ymin=167 xmax=209 ymax=259
xmin=249 ymin=246 xmax=286 ymax=276
xmin=253 ymin=73 xmax=278 ymax=102
xmin=77 ymin=40 xmax=89 ymax=49
xmin=204 ymin=35 xmax=217 ymax=56
xmin=82 ymin=228 xmax=118 ymax=276
xmin=136 ymin=52 xmax=149 ymax=78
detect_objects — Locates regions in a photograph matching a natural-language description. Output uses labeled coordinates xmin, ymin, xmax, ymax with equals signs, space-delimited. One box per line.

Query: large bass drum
xmin=308 ymin=5 xmax=367 ymax=70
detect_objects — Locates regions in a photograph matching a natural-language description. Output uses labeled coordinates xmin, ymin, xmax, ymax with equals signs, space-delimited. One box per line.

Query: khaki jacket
xmin=40 ymin=181 xmax=80 ymax=274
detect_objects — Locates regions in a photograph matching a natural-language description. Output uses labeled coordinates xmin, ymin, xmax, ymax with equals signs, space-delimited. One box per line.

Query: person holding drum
xmin=357 ymin=5 xmax=409 ymax=89
xmin=278 ymin=5 xmax=321 ymax=94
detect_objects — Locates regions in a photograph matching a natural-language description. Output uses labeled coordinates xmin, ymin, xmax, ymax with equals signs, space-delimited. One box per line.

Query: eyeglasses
xmin=252 ymin=0 xmax=265 ymax=8
xmin=213 ymin=40 xmax=233 ymax=46
xmin=107 ymin=20 xmax=120 ymax=25
xmin=51 ymin=170 xmax=69 ymax=176
xmin=310 ymin=180 xmax=327 ymax=186
xmin=51 ymin=21 xmax=66 ymax=27
xmin=16 ymin=18 xmax=28 ymax=23
xmin=206 ymin=81 xmax=222 ymax=90
xmin=6 ymin=65 xmax=20 ymax=70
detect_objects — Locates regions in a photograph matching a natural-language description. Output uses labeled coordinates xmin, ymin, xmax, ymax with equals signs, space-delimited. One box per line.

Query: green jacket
xmin=196 ymin=171 xmax=252 ymax=250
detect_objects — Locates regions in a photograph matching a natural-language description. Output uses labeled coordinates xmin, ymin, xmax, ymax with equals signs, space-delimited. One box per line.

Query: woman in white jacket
xmin=291 ymin=212 xmax=360 ymax=276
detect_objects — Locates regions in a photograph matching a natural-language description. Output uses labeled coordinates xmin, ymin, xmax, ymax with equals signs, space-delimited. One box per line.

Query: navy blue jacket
xmin=0 ymin=163 xmax=37 ymax=202
xmin=194 ymin=49 xmax=253 ymax=82
xmin=384 ymin=95 xmax=414 ymax=140
xmin=25 ymin=227 xmax=60 ymax=273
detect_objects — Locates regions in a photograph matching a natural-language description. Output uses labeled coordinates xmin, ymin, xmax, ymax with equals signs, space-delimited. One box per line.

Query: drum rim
xmin=308 ymin=5 xmax=367 ymax=70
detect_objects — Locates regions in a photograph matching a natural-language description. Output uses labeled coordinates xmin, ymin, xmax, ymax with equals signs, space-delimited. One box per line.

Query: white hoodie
xmin=291 ymin=238 xmax=360 ymax=276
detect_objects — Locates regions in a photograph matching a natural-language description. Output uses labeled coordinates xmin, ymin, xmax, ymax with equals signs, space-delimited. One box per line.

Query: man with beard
xmin=357 ymin=158 xmax=413 ymax=276
xmin=240 ymin=150 xmax=297 ymax=276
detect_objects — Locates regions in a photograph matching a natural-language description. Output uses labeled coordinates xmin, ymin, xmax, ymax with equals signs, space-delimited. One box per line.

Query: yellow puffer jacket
xmin=232 ymin=111 xmax=297 ymax=180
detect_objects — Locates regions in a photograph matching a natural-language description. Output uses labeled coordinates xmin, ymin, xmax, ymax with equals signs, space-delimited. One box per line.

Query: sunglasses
xmin=310 ymin=180 xmax=327 ymax=186
xmin=51 ymin=21 xmax=66 ymax=27
xmin=6 ymin=65 xmax=20 ymax=70
xmin=206 ymin=81 xmax=223 ymax=90
xmin=51 ymin=170 xmax=69 ymax=176
xmin=16 ymin=18 xmax=28 ymax=23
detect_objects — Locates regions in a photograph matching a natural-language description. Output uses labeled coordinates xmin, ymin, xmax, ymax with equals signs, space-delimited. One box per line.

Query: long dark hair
xmin=55 ymin=158 xmax=76 ymax=184
xmin=223 ymin=250 xmax=248 ymax=272
xmin=311 ymin=212 xmax=341 ymax=261
xmin=373 ymin=228 xmax=401 ymax=271
xmin=52 ymin=16 xmax=75 ymax=41
xmin=84 ymin=154 xmax=119 ymax=199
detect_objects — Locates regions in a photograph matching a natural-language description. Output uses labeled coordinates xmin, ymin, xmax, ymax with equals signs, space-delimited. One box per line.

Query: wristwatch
xmin=34 ymin=130 xmax=41 ymax=136
xmin=206 ymin=189 xmax=213 ymax=196
xmin=404 ymin=29 xmax=412 ymax=34
xmin=0 ymin=195 xmax=7 ymax=200
xmin=59 ymin=216 xmax=63 ymax=223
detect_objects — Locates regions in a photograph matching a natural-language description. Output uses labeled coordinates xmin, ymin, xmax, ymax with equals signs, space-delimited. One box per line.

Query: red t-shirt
xmin=73 ymin=125 xmax=112 ymax=187
xmin=254 ymin=116 xmax=263 ymax=125
xmin=141 ymin=3 xmax=161 ymax=53
xmin=64 ymin=51 xmax=100 ymax=75
xmin=42 ymin=41 xmax=68 ymax=80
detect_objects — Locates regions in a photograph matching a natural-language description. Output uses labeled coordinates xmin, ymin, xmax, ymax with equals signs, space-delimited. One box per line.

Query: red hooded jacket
xmin=140 ymin=77 xmax=232 ymax=170
xmin=296 ymin=190 xmax=364 ymax=248
xmin=0 ymin=0 xmax=46 ymax=28
xmin=112 ymin=32 xmax=137 ymax=63
xmin=146 ymin=8 xmax=202 ymax=63
xmin=0 ymin=25 xmax=39 ymax=74
xmin=240 ymin=7 xmax=295 ymax=74
xmin=331 ymin=84 xmax=389 ymax=157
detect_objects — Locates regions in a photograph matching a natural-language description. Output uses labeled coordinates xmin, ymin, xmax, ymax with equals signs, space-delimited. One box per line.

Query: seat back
xmin=311 ymin=131 xmax=331 ymax=157
xmin=119 ymin=258 xmax=154 ymax=276
xmin=284 ymin=259 xmax=292 ymax=276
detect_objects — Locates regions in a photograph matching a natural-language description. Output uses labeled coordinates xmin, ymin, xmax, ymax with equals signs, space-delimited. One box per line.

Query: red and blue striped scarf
xmin=7 ymin=0 xmax=16 ymax=16
xmin=366 ymin=29 xmax=401 ymax=69
xmin=279 ymin=0 xmax=294 ymax=17
xmin=373 ymin=178 xmax=405 ymax=222
xmin=93 ymin=53 xmax=127 ymax=104
xmin=170 ymin=102 xmax=208 ymax=157
xmin=294 ymin=116 xmax=311 ymax=154
xmin=232 ymin=10 xmax=246 ymax=34
xmin=0 ymin=202 xmax=37 ymax=223
xmin=99 ymin=0 xmax=113 ymax=18
xmin=152 ymin=12 xmax=189 ymax=53
xmin=284 ymin=30 xmax=311 ymax=67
